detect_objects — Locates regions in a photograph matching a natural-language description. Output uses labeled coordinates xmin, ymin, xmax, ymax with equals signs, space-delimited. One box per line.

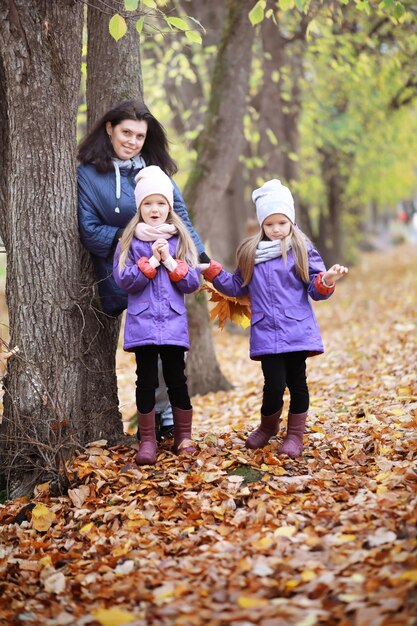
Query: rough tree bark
xmin=160 ymin=1 xmax=250 ymax=268
xmin=252 ymin=3 xmax=312 ymax=236
xmin=184 ymin=0 xmax=257 ymax=395
xmin=317 ymin=146 xmax=347 ymax=267
xmin=86 ymin=1 xmax=143 ymax=121
xmin=0 ymin=0 xmax=84 ymax=496
xmin=75 ymin=1 xmax=145 ymax=445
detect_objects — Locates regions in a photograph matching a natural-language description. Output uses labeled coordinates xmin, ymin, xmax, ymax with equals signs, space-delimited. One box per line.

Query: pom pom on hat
xmin=134 ymin=165 xmax=174 ymax=210
xmin=252 ymin=179 xmax=295 ymax=225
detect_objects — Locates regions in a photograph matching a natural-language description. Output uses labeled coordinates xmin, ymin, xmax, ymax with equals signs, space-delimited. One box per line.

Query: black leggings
xmin=260 ymin=351 xmax=309 ymax=416
xmin=134 ymin=345 xmax=192 ymax=414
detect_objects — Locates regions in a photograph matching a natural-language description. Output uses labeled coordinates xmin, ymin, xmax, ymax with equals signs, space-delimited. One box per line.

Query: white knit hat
xmin=134 ymin=165 xmax=174 ymax=210
xmin=252 ymin=179 xmax=295 ymax=225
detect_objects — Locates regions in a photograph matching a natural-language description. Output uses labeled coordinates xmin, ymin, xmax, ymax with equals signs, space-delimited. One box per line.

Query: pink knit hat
xmin=134 ymin=165 xmax=174 ymax=210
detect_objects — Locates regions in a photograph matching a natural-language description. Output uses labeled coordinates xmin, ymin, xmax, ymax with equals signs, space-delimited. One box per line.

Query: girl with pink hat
xmin=113 ymin=165 xmax=200 ymax=465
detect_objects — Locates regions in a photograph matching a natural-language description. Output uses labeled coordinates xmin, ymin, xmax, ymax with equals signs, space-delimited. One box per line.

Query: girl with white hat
xmin=203 ymin=179 xmax=348 ymax=458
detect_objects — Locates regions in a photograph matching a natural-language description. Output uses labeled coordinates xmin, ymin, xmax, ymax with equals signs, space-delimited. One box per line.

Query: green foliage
xmin=279 ymin=0 xmax=296 ymax=11
xmin=98 ymin=0 xmax=417 ymax=257
xmin=297 ymin=3 xmax=417 ymax=241
xmin=135 ymin=16 xmax=145 ymax=34
xmin=249 ymin=1 xmax=266 ymax=26
xmin=109 ymin=14 xmax=127 ymax=41
xmin=165 ymin=16 xmax=189 ymax=31
xmin=124 ymin=0 xmax=139 ymax=10
xmin=185 ymin=30 xmax=202 ymax=44
xmin=108 ymin=2 xmax=204 ymax=43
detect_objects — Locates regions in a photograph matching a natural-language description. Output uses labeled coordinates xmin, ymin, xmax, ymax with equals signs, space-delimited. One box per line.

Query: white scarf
xmin=112 ymin=154 xmax=146 ymax=170
xmin=254 ymin=237 xmax=292 ymax=264
xmin=134 ymin=222 xmax=177 ymax=242
xmin=112 ymin=155 xmax=146 ymax=213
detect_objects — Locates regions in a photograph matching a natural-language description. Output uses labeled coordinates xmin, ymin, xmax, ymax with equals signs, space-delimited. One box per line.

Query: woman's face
xmin=263 ymin=213 xmax=292 ymax=240
xmin=106 ymin=119 xmax=148 ymax=160
xmin=140 ymin=194 xmax=170 ymax=226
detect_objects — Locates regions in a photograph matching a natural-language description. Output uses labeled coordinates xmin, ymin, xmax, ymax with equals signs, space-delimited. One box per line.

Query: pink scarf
xmin=134 ymin=222 xmax=177 ymax=242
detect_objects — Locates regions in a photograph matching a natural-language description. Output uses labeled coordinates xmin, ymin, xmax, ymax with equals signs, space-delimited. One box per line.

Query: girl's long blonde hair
xmin=237 ymin=223 xmax=310 ymax=286
xmin=118 ymin=206 xmax=198 ymax=270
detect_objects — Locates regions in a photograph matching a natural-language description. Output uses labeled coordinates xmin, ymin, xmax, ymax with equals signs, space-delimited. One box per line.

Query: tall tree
xmin=184 ymin=0 xmax=258 ymax=394
xmin=76 ymin=1 xmax=145 ymax=447
xmin=0 ymin=0 xmax=84 ymax=496
xmin=254 ymin=4 xmax=310 ymax=234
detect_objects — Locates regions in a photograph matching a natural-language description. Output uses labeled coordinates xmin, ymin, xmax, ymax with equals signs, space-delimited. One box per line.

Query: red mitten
xmin=137 ymin=256 xmax=157 ymax=279
xmin=314 ymin=272 xmax=335 ymax=295
xmin=168 ymin=259 xmax=189 ymax=282
xmin=203 ymin=260 xmax=223 ymax=282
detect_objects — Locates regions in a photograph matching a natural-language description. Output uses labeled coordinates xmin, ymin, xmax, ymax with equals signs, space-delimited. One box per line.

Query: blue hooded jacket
xmin=78 ymin=162 xmax=204 ymax=316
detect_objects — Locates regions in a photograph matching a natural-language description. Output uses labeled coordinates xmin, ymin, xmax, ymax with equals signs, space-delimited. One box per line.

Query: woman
xmin=78 ymin=100 xmax=208 ymax=438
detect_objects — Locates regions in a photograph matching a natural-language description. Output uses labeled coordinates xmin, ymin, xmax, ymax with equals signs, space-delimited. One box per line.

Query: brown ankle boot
xmin=245 ymin=408 xmax=283 ymax=449
xmin=278 ymin=411 xmax=308 ymax=458
xmin=135 ymin=409 xmax=157 ymax=465
xmin=173 ymin=407 xmax=196 ymax=455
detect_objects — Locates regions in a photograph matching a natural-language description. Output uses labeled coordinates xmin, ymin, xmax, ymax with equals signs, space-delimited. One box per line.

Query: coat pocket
xmin=284 ymin=306 xmax=309 ymax=322
xmin=129 ymin=300 xmax=150 ymax=316
xmin=251 ymin=311 xmax=265 ymax=325
xmin=125 ymin=300 xmax=153 ymax=344
xmin=169 ymin=301 xmax=186 ymax=315
xmin=283 ymin=306 xmax=313 ymax=342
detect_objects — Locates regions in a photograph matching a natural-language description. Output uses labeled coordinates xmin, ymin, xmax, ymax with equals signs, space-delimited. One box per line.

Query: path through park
xmin=1 ymin=244 xmax=416 ymax=626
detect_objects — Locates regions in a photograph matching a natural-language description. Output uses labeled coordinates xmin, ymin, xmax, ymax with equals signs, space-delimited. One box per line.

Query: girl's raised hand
xmin=324 ymin=264 xmax=348 ymax=284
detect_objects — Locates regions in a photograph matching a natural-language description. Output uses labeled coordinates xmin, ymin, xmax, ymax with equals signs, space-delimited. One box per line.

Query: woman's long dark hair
xmin=77 ymin=100 xmax=177 ymax=175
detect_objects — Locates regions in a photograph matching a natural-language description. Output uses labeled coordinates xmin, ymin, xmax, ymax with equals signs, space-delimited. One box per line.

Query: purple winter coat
xmin=213 ymin=245 xmax=333 ymax=360
xmin=113 ymin=235 xmax=200 ymax=351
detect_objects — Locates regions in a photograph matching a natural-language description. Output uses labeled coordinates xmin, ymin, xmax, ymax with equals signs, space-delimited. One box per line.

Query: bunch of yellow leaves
xmin=200 ymin=284 xmax=251 ymax=330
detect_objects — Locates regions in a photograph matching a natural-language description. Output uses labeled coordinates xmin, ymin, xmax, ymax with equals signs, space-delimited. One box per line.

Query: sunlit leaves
xmin=135 ymin=16 xmax=144 ymax=34
xmin=92 ymin=607 xmax=136 ymax=625
xmin=124 ymin=0 xmax=138 ymax=10
xmin=279 ymin=0 xmax=296 ymax=11
xmin=165 ymin=16 xmax=189 ymax=31
xmin=108 ymin=14 xmax=127 ymax=41
xmin=31 ymin=503 xmax=55 ymax=532
xmin=393 ymin=2 xmax=405 ymax=19
xmin=109 ymin=5 xmax=203 ymax=42
xmin=248 ymin=0 xmax=266 ymax=26
xmin=185 ymin=30 xmax=202 ymax=45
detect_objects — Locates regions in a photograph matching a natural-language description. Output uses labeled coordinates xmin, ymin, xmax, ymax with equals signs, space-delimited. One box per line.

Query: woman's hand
xmin=324 ymin=264 xmax=348 ymax=285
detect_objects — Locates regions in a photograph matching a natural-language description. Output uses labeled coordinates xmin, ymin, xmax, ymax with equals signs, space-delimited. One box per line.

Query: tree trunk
xmin=214 ymin=160 xmax=252 ymax=268
xmin=76 ymin=1 xmax=145 ymax=444
xmin=317 ymin=147 xmax=346 ymax=266
xmin=183 ymin=0 xmax=257 ymax=394
xmin=0 ymin=0 xmax=84 ymax=496
xmin=162 ymin=0 xmax=227 ymax=136
xmin=86 ymin=2 xmax=144 ymax=120
xmin=184 ymin=0 xmax=256 ymax=244
xmin=254 ymin=3 xmax=310 ymax=233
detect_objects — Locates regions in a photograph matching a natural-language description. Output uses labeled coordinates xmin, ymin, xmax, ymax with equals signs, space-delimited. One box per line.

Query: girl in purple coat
xmin=113 ymin=166 xmax=200 ymax=465
xmin=203 ymin=179 xmax=348 ymax=458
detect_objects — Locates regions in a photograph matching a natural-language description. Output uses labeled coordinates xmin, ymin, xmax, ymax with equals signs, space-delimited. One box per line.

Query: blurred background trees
xmin=138 ymin=0 xmax=417 ymax=266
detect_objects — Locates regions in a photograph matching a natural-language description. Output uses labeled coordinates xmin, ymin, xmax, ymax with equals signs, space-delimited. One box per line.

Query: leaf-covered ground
xmin=1 ymin=244 xmax=417 ymax=626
